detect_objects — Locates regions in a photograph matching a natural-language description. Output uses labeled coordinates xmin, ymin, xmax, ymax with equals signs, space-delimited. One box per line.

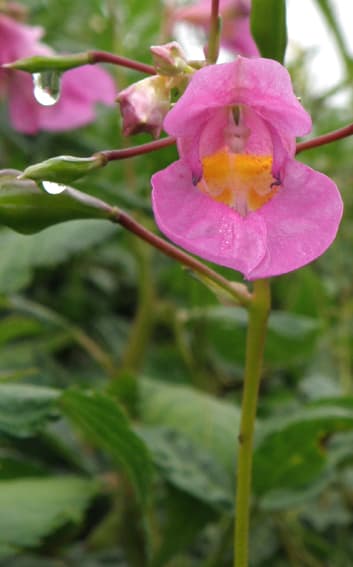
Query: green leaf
xmin=251 ymin=0 xmax=287 ymax=62
xmin=0 ymin=316 xmax=42 ymax=347
xmin=139 ymin=378 xmax=240 ymax=476
xmin=0 ymin=451 xmax=48 ymax=479
xmin=184 ymin=306 xmax=318 ymax=369
xmin=0 ymin=220 xmax=116 ymax=293
xmin=0 ymin=170 xmax=111 ymax=235
xmin=60 ymin=388 xmax=153 ymax=506
xmin=253 ymin=404 xmax=353 ymax=503
xmin=139 ymin=426 xmax=233 ymax=511
xmin=0 ymin=476 xmax=99 ymax=550
xmin=0 ymin=383 xmax=59 ymax=438
xmin=151 ymin=487 xmax=215 ymax=567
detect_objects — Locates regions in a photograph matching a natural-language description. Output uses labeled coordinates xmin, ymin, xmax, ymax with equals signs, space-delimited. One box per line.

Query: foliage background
xmin=0 ymin=0 xmax=353 ymax=565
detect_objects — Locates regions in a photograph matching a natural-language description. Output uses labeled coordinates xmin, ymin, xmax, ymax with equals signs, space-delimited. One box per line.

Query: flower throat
xmin=198 ymin=149 xmax=279 ymax=217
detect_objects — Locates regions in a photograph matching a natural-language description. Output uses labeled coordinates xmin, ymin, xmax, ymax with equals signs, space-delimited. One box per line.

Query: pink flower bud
xmin=150 ymin=41 xmax=189 ymax=75
xmin=117 ymin=76 xmax=171 ymax=138
xmin=170 ymin=0 xmax=259 ymax=57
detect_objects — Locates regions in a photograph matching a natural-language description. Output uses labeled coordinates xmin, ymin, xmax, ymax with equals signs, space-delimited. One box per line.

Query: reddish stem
xmin=211 ymin=0 xmax=220 ymax=23
xmin=109 ymin=209 xmax=251 ymax=307
xmin=88 ymin=50 xmax=156 ymax=75
xmin=98 ymin=137 xmax=176 ymax=163
xmin=296 ymin=122 xmax=353 ymax=154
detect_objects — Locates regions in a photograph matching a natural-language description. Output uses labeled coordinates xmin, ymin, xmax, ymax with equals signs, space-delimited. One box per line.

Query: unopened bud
xmin=20 ymin=154 xmax=106 ymax=184
xmin=0 ymin=169 xmax=112 ymax=234
xmin=117 ymin=75 xmax=171 ymax=138
xmin=150 ymin=42 xmax=191 ymax=75
xmin=3 ymin=52 xmax=90 ymax=73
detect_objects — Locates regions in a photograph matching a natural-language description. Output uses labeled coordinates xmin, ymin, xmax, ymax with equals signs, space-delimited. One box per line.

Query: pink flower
xmin=171 ymin=0 xmax=259 ymax=57
xmin=0 ymin=14 xmax=116 ymax=134
xmin=151 ymin=57 xmax=343 ymax=280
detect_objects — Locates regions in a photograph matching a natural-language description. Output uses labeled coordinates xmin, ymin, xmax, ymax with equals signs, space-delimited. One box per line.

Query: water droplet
xmin=32 ymin=71 xmax=62 ymax=106
xmin=41 ymin=181 xmax=66 ymax=195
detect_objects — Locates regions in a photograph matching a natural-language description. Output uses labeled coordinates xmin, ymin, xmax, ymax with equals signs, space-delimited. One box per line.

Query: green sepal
xmin=20 ymin=154 xmax=106 ymax=185
xmin=3 ymin=52 xmax=90 ymax=73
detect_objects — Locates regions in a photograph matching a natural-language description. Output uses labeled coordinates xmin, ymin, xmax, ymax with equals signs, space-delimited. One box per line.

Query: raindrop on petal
xmin=32 ymin=71 xmax=62 ymax=106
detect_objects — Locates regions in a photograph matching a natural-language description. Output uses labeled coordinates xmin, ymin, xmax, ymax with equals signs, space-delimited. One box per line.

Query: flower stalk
xmin=97 ymin=136 xmax=176 ymax=162
xmin=88 ymin=49 xmax=156 ymax=75
xmin=234 ymin=278 xmax=271 ymax=567
xmin=207 ymin=0 xmax=221 ymax=63
xmin=296 ymin=121 xmax=353 ymax=154
xmin=109 ymin=208 xmax=251 ymax=308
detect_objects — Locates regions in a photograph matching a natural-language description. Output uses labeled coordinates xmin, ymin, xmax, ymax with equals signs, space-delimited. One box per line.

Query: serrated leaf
xmin=60 ymin=388 xmax=153 ymax=506
xmin=251 ymin=0 xmax=287 ymax=62
xmin=139 ymin=426 xmax=233 ymax=511
xmin=0 ymin=220 xmax=117 ymax=293
xmin=0 ymin=383 xmax=59 ymax=437
xmin=139 ymin=378 xmax=240 ymax=476
xmin=0 ymin=476 xmax=99 ymax=550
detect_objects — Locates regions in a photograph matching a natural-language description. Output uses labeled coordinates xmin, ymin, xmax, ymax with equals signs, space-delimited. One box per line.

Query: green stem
xmin=207 ymin=0 xmax=221 ymax=64
xmin=234 ymin=278 xmax=271 ymax=567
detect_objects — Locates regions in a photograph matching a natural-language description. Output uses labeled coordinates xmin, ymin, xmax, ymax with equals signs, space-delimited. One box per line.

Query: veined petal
xmin=151 ymin=159 xmax=267 ymax=277
xmin=247 ymin=160 xmax=343 ymax=279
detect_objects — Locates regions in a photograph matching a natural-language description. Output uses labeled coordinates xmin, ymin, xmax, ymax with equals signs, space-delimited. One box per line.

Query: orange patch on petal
xmin=198 ymin=149 xmax=279 ymax=215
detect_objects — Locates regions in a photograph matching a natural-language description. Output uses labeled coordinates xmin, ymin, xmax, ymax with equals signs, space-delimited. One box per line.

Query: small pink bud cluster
xmin=117 ymin=42 xmax=193 ymax=139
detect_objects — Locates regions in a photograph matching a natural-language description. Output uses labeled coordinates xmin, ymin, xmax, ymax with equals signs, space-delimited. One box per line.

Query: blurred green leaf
xmin=60 ymin=388 xmax=153 ymax=506
xmin=139 ymin=378 xmax=240 ymax=476
xmin=0 ymin=220 xmax=116 ymax=293
xmin=251 ymin=0 xmax=287 ymax=62
xmin=253 ymin=404 xmax=353 ymax=502
xmin=0 ymin=451 xmax=47 ymax=479
xmin=184 ymin=306 xmax=319 ymax=369
xmin=0 ymin=316 xmax=42 ymax=347
xmin=0 ymin=476 xmax=99 ymax=550
xmin=139 ymin=426 xmax=233 ymax=511
xmin=150 ymin=486 xmax=215 ymax=567
xmin=0 ymin=170 xmax=111 ymax=235
xmin=0 ymin=383 xmax=59 ymax=438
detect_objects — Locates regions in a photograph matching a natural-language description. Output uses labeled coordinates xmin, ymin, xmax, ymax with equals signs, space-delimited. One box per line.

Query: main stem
xmin=234 ymin=278 xmax=271 ymax=567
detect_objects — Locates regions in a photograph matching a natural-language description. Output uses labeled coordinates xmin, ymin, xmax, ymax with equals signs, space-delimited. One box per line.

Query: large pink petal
xmin=38 ymin=65 xmax=116 ymax=131
xmin=0 ymin=15 xmax=48 ymax=63
xmin=164 ymin=58 xmax=311 ymax=141
xmin=151 ymin=159 xmax=267 ymax=277
xmin=58 ymin=65 xmax=116 ymax=104
xmin=223 ymin=16 xmax=260 ymax=57
xmin=248 ymin=159 xmax=343 ymax=279
xmin=8 ymin=72 xmax=41 ymax=134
